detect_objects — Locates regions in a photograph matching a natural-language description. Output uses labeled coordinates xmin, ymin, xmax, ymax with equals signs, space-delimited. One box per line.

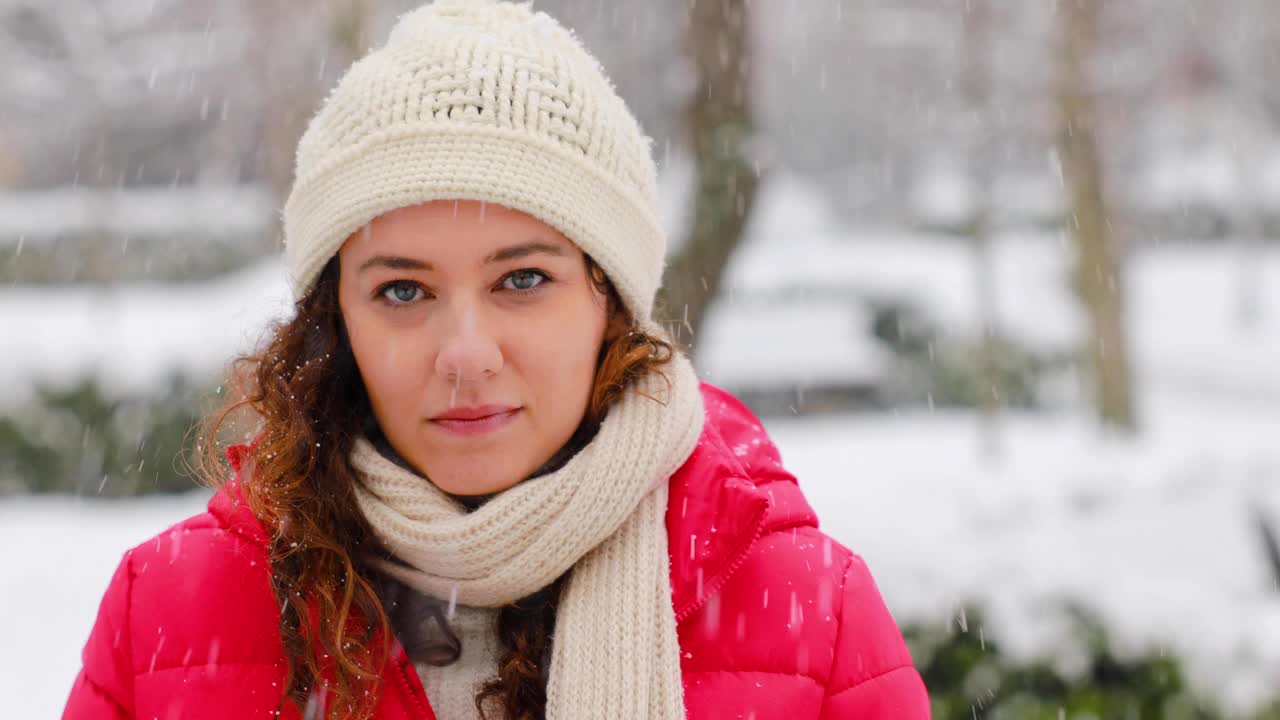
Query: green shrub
xmin=0 ymin=372 xmax=216 ymax=496
xmin=904 ymin=604 xmax=1280 ymax=720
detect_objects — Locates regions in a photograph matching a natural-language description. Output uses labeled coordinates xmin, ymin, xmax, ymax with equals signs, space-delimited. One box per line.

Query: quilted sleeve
xmin=63 ymin=551 xmax=136 ymax=720
xmin=819 ymin=553 xmax=931 ymax=720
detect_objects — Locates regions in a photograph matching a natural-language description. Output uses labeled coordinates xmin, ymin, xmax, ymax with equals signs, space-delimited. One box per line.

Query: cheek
xmin=519 ymin=295 xmax=607 ymax=386
xmin=346 ymin=313 xmax=430 ymax=399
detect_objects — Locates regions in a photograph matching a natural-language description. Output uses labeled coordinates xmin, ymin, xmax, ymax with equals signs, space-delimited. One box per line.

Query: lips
xmin=431 ymin=404 xmax=518 ymax=421
xmin=429 ymin=405 xmax=521 ymax=438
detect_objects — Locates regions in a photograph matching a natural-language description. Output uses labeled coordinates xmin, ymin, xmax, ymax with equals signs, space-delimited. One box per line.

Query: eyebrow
xmin=484 ymin=240 xmax=568 ymax=264
xmin=357 ymin=240 xmax=568 ymax=274
xmin=357 ymin=255 xmax=432 ymax=273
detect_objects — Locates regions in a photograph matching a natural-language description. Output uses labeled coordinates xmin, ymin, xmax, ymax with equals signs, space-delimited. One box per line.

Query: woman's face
xmin=337 ymin=199 xmax=609 ymax=496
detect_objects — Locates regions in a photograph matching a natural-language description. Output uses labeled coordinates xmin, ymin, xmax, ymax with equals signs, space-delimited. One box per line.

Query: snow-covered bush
xmin=906 ymin=605 xmax=1280 ymax=720
xmin=0 ymin=373 xmax=212 ymax=496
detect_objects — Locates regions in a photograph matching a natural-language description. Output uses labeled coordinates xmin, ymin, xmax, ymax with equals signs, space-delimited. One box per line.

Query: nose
xmin=433 ymin=299 xmax=503 ymax=382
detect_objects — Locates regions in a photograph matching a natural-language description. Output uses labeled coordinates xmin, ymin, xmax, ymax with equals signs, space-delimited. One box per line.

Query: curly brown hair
xmin=195 ymin=251 xmax=675 ymax=720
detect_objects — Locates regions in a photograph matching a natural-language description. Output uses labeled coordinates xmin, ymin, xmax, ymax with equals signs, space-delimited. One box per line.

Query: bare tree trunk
xmin=330 ymin=0 xmax=373 ymax=64
xmin=1054 ymin=0 xmax=1137 ymax=431
xmin=661 ymin=0 xmax=761 ymax=350
xmin=1256 ymin=505 xmax=1280 ymax=592
xmin=962 ymin=0 xmax=1002 ymax=459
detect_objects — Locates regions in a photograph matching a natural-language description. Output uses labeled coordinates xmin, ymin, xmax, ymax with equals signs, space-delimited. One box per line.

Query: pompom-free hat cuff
xmin=283 ymin=122 xmax=665 ymax=326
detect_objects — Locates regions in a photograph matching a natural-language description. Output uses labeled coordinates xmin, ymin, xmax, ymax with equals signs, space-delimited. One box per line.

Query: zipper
xmin=674 ymin=495 xmax=770 ymax=624
xmin=393 ymin=646 xmax=434 ymax=719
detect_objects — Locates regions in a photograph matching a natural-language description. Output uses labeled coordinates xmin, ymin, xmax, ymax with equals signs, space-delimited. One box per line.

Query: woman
xmin=63 ymin=1 xmax=929 ymax=719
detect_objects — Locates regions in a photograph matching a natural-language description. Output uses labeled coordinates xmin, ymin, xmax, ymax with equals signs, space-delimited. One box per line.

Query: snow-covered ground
xmin=0 ymin=258 xmax=291 ymax=409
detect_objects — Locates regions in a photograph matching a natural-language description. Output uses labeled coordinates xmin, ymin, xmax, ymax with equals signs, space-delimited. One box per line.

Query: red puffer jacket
xmin=63 ymin=382 xmax=929 ymax=719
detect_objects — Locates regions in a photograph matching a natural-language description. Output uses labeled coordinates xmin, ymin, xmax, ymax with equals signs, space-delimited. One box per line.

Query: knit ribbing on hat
xmin=283 ymin=0 xmax=666 ymax=326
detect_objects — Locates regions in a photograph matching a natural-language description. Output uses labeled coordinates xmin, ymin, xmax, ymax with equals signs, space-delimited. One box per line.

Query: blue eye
xmin=378 ymin=281 xmax=425 ymax=306
xmin=502 ymin=269 xmax=549 ymax=293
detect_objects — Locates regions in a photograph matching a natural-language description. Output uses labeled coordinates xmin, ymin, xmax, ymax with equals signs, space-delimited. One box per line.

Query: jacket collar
xmin=208 ymin=382 xmax=818 ymax=619
xmin=666 ymin=382 xmax=817 ymax=619
xmin=208 ymin=441 xmax=270 ymax=546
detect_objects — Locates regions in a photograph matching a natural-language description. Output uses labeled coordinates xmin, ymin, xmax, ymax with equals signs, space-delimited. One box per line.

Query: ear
xmin=602 ymin=305 xmax=630 ymax=344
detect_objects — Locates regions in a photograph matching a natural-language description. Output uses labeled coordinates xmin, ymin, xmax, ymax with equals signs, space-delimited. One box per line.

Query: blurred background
xmin=1 ymin=0 xmax=1278 ymax=717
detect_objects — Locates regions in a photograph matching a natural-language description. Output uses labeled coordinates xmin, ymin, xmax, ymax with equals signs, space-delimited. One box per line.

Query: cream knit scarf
xmin=351 ymin=351 xmax=705 ymax=719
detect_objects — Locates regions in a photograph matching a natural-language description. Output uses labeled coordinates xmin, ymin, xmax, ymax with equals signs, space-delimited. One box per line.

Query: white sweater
xmin=413 ymin=603 xmax=503 ymax=720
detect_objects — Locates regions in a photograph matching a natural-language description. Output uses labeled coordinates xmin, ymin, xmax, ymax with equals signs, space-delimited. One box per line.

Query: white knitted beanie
xmin=283 ymin=0 xmax=666 ymax=328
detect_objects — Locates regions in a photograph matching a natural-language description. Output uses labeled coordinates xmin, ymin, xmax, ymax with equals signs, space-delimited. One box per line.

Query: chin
xmin=430 ymin=463 xmax=524 ymax=497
